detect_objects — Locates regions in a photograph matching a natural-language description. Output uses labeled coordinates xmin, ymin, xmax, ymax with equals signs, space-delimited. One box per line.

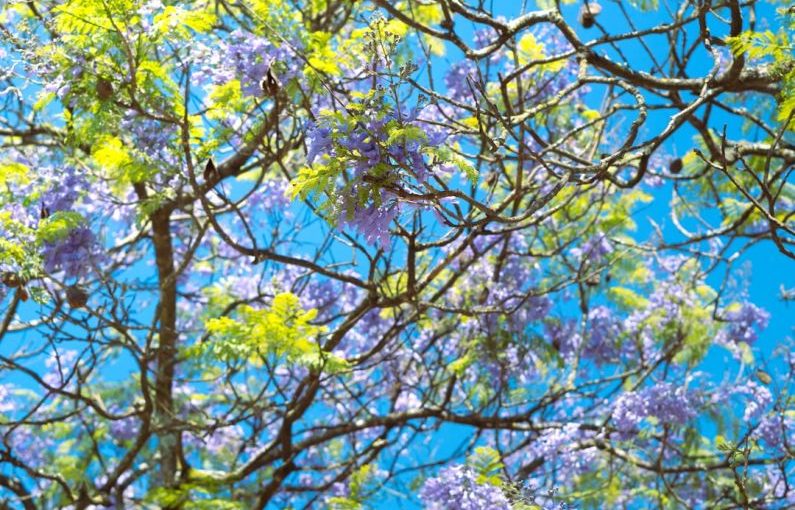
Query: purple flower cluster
xmin=612 ymin=381 xmax=697 ymax=438
xmin=304 ymin=97 xmax=450 ymax=248
xmin=571 ymin=234 xmax=612 ymax=264
xmin=443 ymin=233 xmax=552 ymax=347
xmin=192 ymin=29 xmax=300 ymax=97
xmin=183 ymin=424 xmax=244 ymax=457
xmin=39 ymin=168 xmax=85 ymax=212
xmin=120 ymin=111 xmax=178 ymax=167
xmin=754 ymin=414 xmax=791 ymax=448
xmin=36 ymin=167 xmax=101 ymax=279
xmin=308 ymin=102 xmax=447 ymax=179
xmin=5 ymin=426 xmax=54 ymax=468
xmin=723 ymin=303 xmax=770 ymax=344
xmin=530 ymin=423 xmax=598 ymax=478
xmin=765 ymin=465 xmax=795 ymax=502
xmin=248 ymin=177 xmax=292 ymax=214
xmin=444 ymin=61 xmax=478 ymax=103
xmin=306 ymin=122 xmax=332 ymax=164
xmin=109 ymin=414 xmax=139 ymax=442
xmin=623 ymin=280 xmax=697 ymax=349
xmin=343 ymin=199 xmax=400 ymax=249
xmin=42 ymin=225 xmax=98 ymax=279
xmin=473 ymin=24 xmax=507 ymax=62
xmin=732 ymin=381 xmax=772 ymax=422
xmin=560 ymin=306 xmax=622 ymax=364
xmin=420 ymin=465 xmax=511 ymax=510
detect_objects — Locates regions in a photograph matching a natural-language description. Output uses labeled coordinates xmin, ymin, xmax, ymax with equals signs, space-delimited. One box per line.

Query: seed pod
xmin=66 ymin=286 xmax=89 ymax=308
xmin=579 ymin=2 xmax=602 ymax=29
xmin=261 ymin=66 xmax=281 ymax=97
xmin=585 ymin=271 xmax=601 ymax=287
xmin=2 ymin=272 xmax=20 ymax=288
xmin=40 ymin=204 xmax=50 ymax=219
xmin=755 ymin=369 xmax=773 ymax=385
xmin=204 ymin=158 xmax=218 ymax=183
xmin=17 ymin=287 xmax=29 ymax=302
xmin=95 ymin=78 xmax=113 ymax=100
xmin=669 ymin=157 xmax=683 ymax=174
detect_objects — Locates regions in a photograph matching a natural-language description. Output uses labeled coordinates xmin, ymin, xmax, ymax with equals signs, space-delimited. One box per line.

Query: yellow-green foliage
xmin=326 ymin=464 xmax=382 ymax=509
xmin=728 ymin=26 xmax=795 ymax=123
xmin=36 ymin=211 xmax=85 ymax=243
xmin=467 ymin=446 xmax=504 ymax=486
xmin=0 ymin=162 xmax=31 ymax=185
xmin=203 ymin=292 xmax=347 ymax=371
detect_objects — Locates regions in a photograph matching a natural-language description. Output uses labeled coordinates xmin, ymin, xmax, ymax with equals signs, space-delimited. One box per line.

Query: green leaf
xmin=93 ymin=135 xmax=132 ymax=173
xmin=36 ymin=211 xmax=84 ymax=243
xmin=204 ymin=293 xmax=347 ymax=371
xmin=467 ymin=446 xmax=504 ymax=486
xmin=0 ymin=161 xmax=31 ymax=185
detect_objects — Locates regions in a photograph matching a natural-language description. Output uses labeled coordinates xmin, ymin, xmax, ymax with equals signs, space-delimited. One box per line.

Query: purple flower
xmin=444 ymin=61 xmax=478 ymax=102
xmin=564 ymin=306 xmax=622 ymax=364
xmin=5 ymin=426 xmax=54 ymax=467
xmin=110 ymin=414 xmax=139 ymax=442
xmin=202 ymin=425 xmax=244 ymax=455
xmin=248 ymin=177 xmax=291 ymax=213
xmin=341 ymin=130 xmax=381 ymax=168
xmin=42 ymin=225 xmax=99 ymax=279
xmin=120 ymin=111 xmax=177 ymax=166
xmin=612 ymin=382 xmax=697 ymax=438
xmin=420 ymin=465 xmax=511 ymax=510
xmin=395 ymin=391 xmax=421 ymax=412
xmin=755 ymin=414 xmax=789 ymax=448
xmin=733 ymin=381 xmax=772 ymax=422
xmin=306 ymin=122 xmax=333 ymax=163
xmin=344 ymin=201 xmax=399 ymax=250
xmin=39 ymin=168 xmax=86 ymax=212
xmin=571 ymin=234 xmax=612 ymax=264
xmin=192 ymin=30 xmax=300 ymax=97
xmin=724 ymin=303 xmax=770 ymax=344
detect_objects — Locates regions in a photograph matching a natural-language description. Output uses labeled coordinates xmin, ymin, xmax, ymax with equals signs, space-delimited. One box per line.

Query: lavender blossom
xmin=612 ymin=382 xmax=697 ymax=438
xmin=420 ymin=465 xmax=511 ymax=510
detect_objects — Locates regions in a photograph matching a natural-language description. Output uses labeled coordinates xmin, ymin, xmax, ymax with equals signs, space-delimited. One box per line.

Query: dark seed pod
xmin=669 ymin=157 xmax=683 ymax=174
xmin=66 ymin=286 xmax=89 ymax=308
xmin=605 ymin=272 xmax=612 ymax=283
xmin=95 ymin=78 xmax=113 ymax=100
xmin=204 ymin=158 xmax=218 ymax=183
xmin=585 ymin=272 xmax=601 ymax=287
xmin=17 ymin=287 xmax=29 ymax=302
xmin=478 ymin=287 xmax=490 ymax=304
xmin=40 ymin=204 xmax=50 ymax=219
xmin=2 ymin=272 xmax=20 ymax=288
xmin=579 ymin=2 xmax=602 ymax=29
xmin=261 ymin=66 xmax=281 ymax=97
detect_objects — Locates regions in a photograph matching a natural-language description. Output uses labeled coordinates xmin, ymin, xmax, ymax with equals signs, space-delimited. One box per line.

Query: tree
xmin=0 ymin=0 xmax=793 ymax=508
